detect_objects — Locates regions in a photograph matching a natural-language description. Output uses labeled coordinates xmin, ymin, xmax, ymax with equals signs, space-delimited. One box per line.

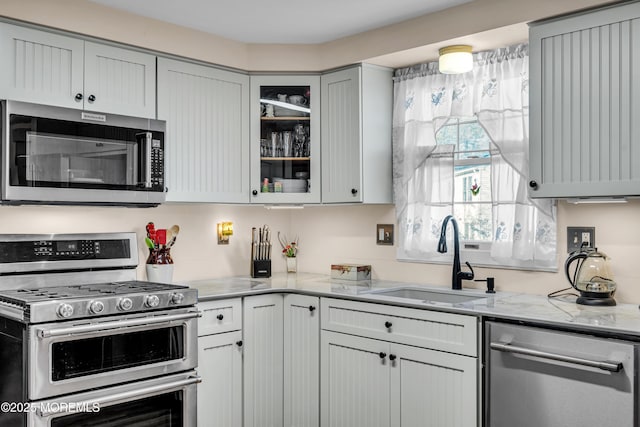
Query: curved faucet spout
xmin=437 ymin=215 xmax=474 ymax=290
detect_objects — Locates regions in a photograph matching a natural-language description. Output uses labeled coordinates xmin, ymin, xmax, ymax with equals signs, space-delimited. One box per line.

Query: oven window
xmin=51 ymin=390 xmax=183 ymax=427
xmin=52 ymin=326 xmax=184 ymax=381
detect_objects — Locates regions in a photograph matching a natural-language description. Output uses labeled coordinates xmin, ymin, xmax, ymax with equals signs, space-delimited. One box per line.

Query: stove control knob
xmin=170 ymin=293 xmax=185 ymax=305
xmin=118 ymin=297 xmax=133 ymax=311
xmin=145 ymin=294 xmax=160 ymax=308
xmin=57 ymin=303 xmax=74 ymax=318
xmin=89 ymin=300 xmax=105 ymax=314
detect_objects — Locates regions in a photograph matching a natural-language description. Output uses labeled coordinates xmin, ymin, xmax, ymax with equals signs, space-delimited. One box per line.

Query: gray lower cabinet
xmin=197 ymin=299 xmax=243 ymax=427
xmin=157 ymin=58 xmax=250 ymax=202
xmin=243 ymin=294 xmax=284 ymax=427
xmin=320 ymin=298 xmax=478 ymax=427
xmin=199 ymin=295 xmax=477 ymax=427
xmin=320 ymin=65 xmax=393 ymax=203
xmin=529 ymin=1 xmax=640 ymax=198
xmin=243 ymin=293 xmax=320 ymax=427
xmin=284 ymin=294 xmax=320 ymax=427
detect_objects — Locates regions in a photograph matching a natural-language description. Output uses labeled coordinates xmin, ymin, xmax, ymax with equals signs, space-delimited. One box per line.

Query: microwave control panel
xmin=150 ymin=138 xmax=164 ymax=190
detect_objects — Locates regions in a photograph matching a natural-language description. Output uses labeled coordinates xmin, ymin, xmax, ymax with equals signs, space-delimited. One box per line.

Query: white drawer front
xmin=321 ymin=298 xmax=477 ymax=357
xmin=198 ymin=298 xmax=242 ymax=336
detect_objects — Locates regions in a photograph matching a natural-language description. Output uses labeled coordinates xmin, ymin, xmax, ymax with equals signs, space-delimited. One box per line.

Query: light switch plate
xmin=567 ymin=226 xmax=595 ymax=253
xmin=376 ymin=224 xmax=394 ymax=245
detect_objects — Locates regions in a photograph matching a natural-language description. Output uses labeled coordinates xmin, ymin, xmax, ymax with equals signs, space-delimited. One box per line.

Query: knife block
xmin=251 ymin=260 xmax=271 ymax=278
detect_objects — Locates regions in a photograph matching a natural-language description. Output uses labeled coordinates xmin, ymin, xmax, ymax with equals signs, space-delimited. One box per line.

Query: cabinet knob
xmin=378 ymin=352 xmax=387 ymax=359
xmin=88 ymin=94 xmax=96 ymax=103
xmin=389 ymin=354 xmax=397 ymax=361
xmin=351 ymin=188 xmax=358 ymax=195
xmin=384 ymin=321 xmax=392 ymax=329
xmin=308 ymin=305 xmax=316 ymax=312
xmin=252 ymin=190 xmax=258 ymax=196
xmin=75 ymin=93 xmax=83 ymax=101
xmin=529 ymin=180 xmax=538 ymax=189
xmin=236 ymin=340 xmax=243 ymax=347
xmin=216 ymin=314 xmax=224 ymax=321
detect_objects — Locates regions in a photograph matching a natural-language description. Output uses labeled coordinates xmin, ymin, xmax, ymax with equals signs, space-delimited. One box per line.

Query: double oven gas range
xmin=0 ymin=233 xmax=200 ymax=427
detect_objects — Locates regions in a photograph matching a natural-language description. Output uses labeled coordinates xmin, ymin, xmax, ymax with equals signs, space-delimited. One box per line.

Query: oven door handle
xmin=37 ymin=311 xmax=201 ymax=339
xmin=490 ymin=342 xmax=623 ymax=372
xmin=37 ymin=375 xmax=202 ymax=417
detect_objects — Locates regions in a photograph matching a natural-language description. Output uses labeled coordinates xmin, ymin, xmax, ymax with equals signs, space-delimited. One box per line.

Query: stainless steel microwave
xmin=0 ymin=100 xmax=166 ymax=206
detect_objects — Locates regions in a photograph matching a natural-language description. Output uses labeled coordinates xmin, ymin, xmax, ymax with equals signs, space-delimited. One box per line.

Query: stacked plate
xmin=273 ymin=178 xmax=308 ymax=193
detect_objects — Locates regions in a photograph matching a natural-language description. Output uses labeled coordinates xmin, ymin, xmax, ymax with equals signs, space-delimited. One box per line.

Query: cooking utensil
xmin=166 ymin=225 xmax=180 ymax=248
xmin=144 ymin=237 xmax=155 ymax=249
xmin=565 ymin=247 xmax=617 ymax=306
xmin=156 ymin=229 xmax=167 ymax=246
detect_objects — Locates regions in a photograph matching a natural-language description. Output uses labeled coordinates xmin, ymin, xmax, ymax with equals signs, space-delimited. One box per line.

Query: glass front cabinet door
xmin=250 ymin=75 xmax=320 ymax=204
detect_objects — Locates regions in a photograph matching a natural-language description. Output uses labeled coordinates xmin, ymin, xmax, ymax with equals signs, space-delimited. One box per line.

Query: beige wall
xmin=1 ymin=200 xmax=638 ymax=303
xmin=0 ymin=0 xmax=616 ymax=71
xmin=0 ymin=203 xmax=291 ymax=282
xmin=0 ymin=0 xmax=638 ymax=305
xmin=291 ymin=201 xmax=640 ymax=303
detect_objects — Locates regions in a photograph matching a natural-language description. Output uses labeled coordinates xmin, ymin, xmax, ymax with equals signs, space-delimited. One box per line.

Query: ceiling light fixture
xmin=438 ymin=45 xmax=473 ymax=74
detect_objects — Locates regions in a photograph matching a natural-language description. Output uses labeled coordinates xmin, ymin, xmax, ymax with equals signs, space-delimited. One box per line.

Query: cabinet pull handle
xmin=351 ymin=188 xmax=358 ymax=195
xmin=75 ymin=93 xmax=83 ymax=101
xmin=216 ymin=314 xmax=224 ymax=320
xmin=528 ymin=180 xmax=538 ymax=189
xmin=308 ymin=305 xmax=316 ymax=312
xmin=252 ymin=190 xmax=258 ymax=196
xmin=490 ymin=342 xmax=623 ymax=372
xmin=378 ymin=352 xmax=386 ymax=359
xmin=236 ymin=340 xmax=243 ymax=347
xmin=88 ymin=94 xmax=96 ymax=102
xmin=384 ymin=321 xmax=392 ymax=329
xmin=389 ymin=354 xmax=397 ymax=361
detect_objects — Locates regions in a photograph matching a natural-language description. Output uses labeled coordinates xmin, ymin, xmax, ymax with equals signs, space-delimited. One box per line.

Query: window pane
xmin=459 ymin=121 xmax=491 ymax=152
xmin=435 ymin=123 xmax=457 ymax=147
xmin=453 ymin=204 xmax=492 ymax=241
xmin=454 ymin=164 xmax=491 ymax=203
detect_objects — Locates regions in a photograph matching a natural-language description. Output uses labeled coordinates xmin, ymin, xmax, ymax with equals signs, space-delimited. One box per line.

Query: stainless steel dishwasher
xmin=485 ymin=321 xmax=638 ymax=427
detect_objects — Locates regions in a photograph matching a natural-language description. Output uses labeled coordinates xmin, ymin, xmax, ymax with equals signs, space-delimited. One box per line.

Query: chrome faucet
xmin=437 ymin=215 xmax=474 ymax=290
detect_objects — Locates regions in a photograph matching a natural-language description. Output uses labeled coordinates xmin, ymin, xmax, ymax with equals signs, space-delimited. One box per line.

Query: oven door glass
xmin=9 ymin=114 xmax=163 ymax=191
xmin=30 ymin=311 xmax=198 ymax=400
xmin=50 ymin=391 xmax=183 ymax=427
xmin=51 ymin=325 xmax=184 ymax=381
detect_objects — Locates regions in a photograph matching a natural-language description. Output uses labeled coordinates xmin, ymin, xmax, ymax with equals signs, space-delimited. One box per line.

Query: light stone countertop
xmin=186 ymin=272 xmax=640 ymax=337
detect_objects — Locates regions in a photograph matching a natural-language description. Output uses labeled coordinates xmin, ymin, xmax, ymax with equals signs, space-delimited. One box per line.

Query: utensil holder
xmin=252 ymin=260 xmax=271 ymax=278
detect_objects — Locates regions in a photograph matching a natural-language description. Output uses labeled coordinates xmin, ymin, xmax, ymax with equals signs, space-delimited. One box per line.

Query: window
xmin=436 ymin=117 xmax=493 ymax=244
xmin=393 ymin=44 xmax=556 ymax=271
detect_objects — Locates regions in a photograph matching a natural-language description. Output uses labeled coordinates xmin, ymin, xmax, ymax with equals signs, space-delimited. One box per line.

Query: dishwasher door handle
xmin=490 ymin=342 xmax=623 ymax=372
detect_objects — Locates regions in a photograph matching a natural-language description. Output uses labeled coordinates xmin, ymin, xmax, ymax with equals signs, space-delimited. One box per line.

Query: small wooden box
xmin=330 ymin=264 xmax=371 ymax=281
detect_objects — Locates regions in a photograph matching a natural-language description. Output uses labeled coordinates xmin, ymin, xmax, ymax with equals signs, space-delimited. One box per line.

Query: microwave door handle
xmin=36 ymin=311 xmax=202 ymax=339
xmin=490 ymin=342 xmax=623 ymax=372
xmin=36 ymin=375 xmax=202 ymax=417
xmin=138 ymin=131 xmax=152 ymax=188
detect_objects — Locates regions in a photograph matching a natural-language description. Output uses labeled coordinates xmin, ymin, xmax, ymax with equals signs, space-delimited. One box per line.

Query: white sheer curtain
xmin=393 ymin=44 xmax=557 ymax=269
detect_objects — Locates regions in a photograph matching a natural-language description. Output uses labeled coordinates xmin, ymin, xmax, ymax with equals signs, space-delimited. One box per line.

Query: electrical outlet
xmin=376 ymin=224 xmax=394 ymax=245
xmin=567 ymin=226 xmax=595 ymax=253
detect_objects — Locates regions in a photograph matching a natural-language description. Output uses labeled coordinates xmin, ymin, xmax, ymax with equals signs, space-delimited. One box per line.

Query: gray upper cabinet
xmin=250 ymin=75 xmax=321 ymax=204
xmin=529 ymin=2 xmax=640 ymax=198
xmin=157 ymin=58 xmax=250 ymax=203
xmin=0 ymin=23 xmax=156 ymax=118
xmin=321 ymin=65 xmax=393 ymax=204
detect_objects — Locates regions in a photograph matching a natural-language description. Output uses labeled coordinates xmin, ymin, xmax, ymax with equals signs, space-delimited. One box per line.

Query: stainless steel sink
xmin=366 ymin=286 xmax=486 ymax=304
